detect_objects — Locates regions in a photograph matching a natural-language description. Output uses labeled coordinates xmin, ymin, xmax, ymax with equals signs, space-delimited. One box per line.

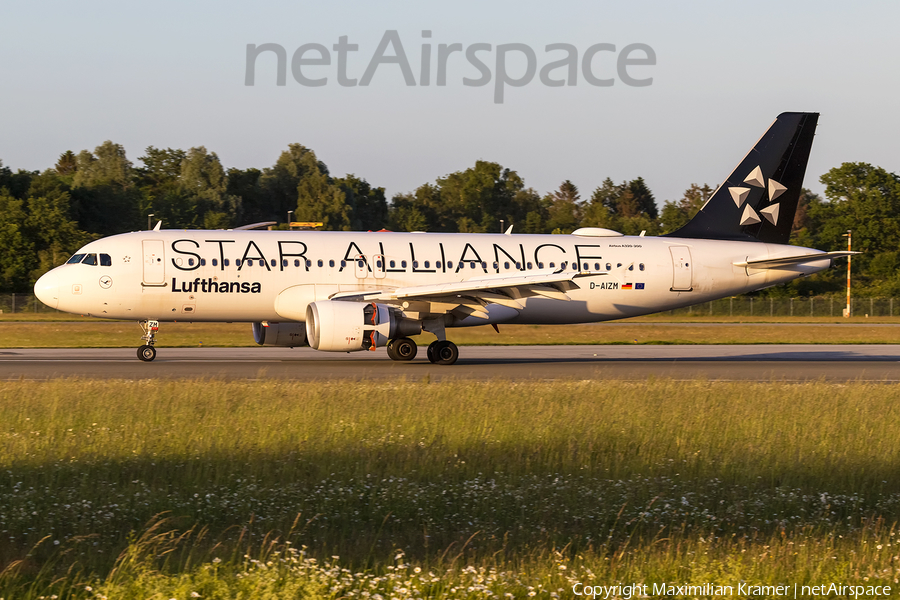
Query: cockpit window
xmin=66 ymin=253 xmax=86 ymax=264
xmin=100 ymin=253 xmax=112 ymax=266
xmin=82 ymin=254 xmax=98 ymax=266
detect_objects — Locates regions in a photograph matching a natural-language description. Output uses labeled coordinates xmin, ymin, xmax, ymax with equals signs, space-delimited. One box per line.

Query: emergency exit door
xmin=669 ymin=246 xmax=693 ymax=291
xmin=142 ymin=240 xmax=166 ymax=285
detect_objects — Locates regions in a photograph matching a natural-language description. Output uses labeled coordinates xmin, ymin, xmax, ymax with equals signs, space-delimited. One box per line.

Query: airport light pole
xmin=288 ymin=210 xmax=293 ymax=231
xmin=148 ymin=213 xmax=154 ymax=230
xmin=843 ymin=230 xmax=851 ymax=317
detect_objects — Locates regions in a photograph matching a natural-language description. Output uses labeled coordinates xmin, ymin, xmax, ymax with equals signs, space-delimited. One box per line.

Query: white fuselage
xmin=35 ymin=230 xmax=829 ymax=324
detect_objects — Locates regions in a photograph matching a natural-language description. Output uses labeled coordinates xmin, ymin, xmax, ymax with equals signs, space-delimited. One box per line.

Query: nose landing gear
xmin=137 ymin=320 xmax=159 ymax=362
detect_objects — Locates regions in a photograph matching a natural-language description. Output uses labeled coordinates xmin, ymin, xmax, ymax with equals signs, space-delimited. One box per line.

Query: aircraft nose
xmin=34 ymin=270 xmax=60 ymax=309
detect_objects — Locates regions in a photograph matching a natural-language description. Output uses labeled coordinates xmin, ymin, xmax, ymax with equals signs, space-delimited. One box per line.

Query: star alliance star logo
xmin=728 ymin=166 xmax=786 ymax=226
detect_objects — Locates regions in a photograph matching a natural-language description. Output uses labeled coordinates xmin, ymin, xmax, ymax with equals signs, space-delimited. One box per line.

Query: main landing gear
xmin=385 ymin=337 xmax=459 ymax=365
xmin=427 ymin=340 xmax=459 ymax=365
xmin=137 ymin=320 xmax=159 ymax=362
xmin=386 ymin=337 xmax=417 ymax=361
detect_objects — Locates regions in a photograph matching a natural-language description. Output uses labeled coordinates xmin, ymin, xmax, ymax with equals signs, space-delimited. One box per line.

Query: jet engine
xmin=252 ymin=322 xmax=308 ymax=347
xmin=305 ymin=301 xmax=421 ymax=352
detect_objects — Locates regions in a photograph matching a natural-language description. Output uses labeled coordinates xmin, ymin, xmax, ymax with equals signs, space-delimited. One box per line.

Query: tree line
xmin=1 ymin=141 xmax=898 ymax=296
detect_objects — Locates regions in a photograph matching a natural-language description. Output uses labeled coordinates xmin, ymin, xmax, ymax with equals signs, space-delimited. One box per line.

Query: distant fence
xmin=1 ymin=293 xmax=898 ymax=318
xmin=660 ymin=296 xmax=898 ymax=318
xmin=0 ymin=293 xmax=61 ymax=314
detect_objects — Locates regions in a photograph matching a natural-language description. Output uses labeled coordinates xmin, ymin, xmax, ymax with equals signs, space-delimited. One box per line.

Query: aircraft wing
xmin=330 ymin=270 xmax=593 ymax=319
xmin=734 ymin=251 xmax=858 ymax=269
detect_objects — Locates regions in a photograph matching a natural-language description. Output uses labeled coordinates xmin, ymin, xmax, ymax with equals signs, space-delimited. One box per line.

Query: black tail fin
xmin=664 ymin=112 xmax=818 ymax=244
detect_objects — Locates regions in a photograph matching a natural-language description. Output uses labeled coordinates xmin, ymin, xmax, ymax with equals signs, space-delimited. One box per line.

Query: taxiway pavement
xmin=2 ymin=345 xmax=899 ymax=381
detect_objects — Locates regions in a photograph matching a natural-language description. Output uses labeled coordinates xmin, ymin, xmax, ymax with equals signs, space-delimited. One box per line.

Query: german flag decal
xmin=622 ymin=283 xmax=633 ymax=290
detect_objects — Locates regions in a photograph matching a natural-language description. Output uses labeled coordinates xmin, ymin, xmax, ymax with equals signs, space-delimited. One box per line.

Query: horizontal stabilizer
xmin=734 ymin=251 xmax=857 ymax=269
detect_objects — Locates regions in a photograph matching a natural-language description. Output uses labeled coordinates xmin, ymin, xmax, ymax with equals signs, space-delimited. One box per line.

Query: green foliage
xmin=390 ymin=161 xmax=543 ymax=233
xmin=337 ymin=173 xmax=389 ymax=231
xmin=660 ymin=183 xmax=711 ymax=233
xmin=544 ymin=180 xmax=581 ymax=233
xmin=0 ymin=192 xmax=34 ymax=291
xmin=0 ymin=170 xmax=93 ymax=292
xmin=582 ymin=177 xmax=661 ymax=235
xmin=70 ymin=141 xmax=142 ymax=234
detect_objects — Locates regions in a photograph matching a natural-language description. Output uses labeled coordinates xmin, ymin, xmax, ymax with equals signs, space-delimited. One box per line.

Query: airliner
xmin=34 ymin=112 xmax=852 ymax=364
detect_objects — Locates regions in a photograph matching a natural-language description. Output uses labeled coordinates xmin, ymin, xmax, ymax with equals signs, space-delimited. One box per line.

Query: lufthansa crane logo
xmin=729 ymin=165 xmax=786 ymax=227
xmin=99 ymin=276 xmax=113 ymax=289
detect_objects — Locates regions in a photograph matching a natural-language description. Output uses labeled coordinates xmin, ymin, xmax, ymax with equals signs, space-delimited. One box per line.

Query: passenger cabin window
xmin=389 ymin=260 xmax=396 ymax=268
xmin=606 ymin=263 xmax=611 ymax=270
xmin=527 ymin=262 xmax=533 ymax=270
xmin=188 ymin=258 xmax=195 ymax=267
xmin=67 ymin=253 xmax=86 ymax=264
xmin=447 ymin=261 xmax=453 ymax=268
xmin=223 ymin=259 xmax=230 ymax=267
xmin=318 ymin=259 xmax=323 ymax=267
xmin=401 ymin=260 xmax=407 ymax=268
xmin=294 ymin=259 xmax=301 ymax=267
xmin=504 ymin=262 xmax=510 ymax=269
xmin=329 ymin=259 xmax=335 ymax=268
xmin=538 ymin=262 xmax=544 ymax=269
xmin=200 ymin=258 xmax=206 ymax=267
xmin=549 ymin=262 xmax=555 ymax=268
xmin=271 ymin=259 xmax=277 ymax=267
xmin=639 ymin=263 xmax=645 ymax=271
xmin=235 ymin=259 xmax=242 ymax=267
xmin=212 ymin=259 xmax=218 ymax=267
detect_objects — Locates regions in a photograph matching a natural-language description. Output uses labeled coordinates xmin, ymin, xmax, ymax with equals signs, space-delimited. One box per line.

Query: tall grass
xmin=2 ymin=379 xmax=900 ymax=597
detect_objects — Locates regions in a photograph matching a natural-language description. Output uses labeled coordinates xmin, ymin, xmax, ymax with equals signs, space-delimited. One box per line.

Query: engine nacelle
xmin=305 ymin=301 xmax=421 ymax=352
xmin=252 ymin=322 xmax=308 ymax=347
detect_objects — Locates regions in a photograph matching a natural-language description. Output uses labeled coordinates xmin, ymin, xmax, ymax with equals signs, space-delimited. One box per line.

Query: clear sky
xmin=1 ymin=0 xmax=897 ymax=208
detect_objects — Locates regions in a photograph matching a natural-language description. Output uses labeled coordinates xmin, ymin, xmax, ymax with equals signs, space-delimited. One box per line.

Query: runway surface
xmin=2 ymin=345 xmax=900 ymax=381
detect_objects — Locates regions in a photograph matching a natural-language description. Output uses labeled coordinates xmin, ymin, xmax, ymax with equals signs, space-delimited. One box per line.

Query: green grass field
xmin=2 ymin=379 xmax=899 ymax=598
xmin=2 ymin=320 xmax=900 ymax=348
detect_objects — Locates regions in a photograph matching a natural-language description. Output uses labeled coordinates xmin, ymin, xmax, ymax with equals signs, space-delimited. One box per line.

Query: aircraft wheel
xmin=426 ymin=341 xmax=438 ymax=363
xmin=433 ymin=340 xmax=459 ymax=365
xmin=388 ymin=337 xmax=417 ymax=361
xmin=137 ymin=345 xmax=157 ymax=362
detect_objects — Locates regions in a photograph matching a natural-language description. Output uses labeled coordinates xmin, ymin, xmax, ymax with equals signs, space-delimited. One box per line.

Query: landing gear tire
xmin=429 ymin=340 xmax=459 ymax=365
xmin=387 ymin=337 xmax=417 ymax=361
xmin=137 ymin=344 xmax=157 ymax=362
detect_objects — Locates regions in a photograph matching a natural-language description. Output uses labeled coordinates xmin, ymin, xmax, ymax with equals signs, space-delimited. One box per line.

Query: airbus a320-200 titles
xmin=34 ymin=112 xmax=853 ymax=364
